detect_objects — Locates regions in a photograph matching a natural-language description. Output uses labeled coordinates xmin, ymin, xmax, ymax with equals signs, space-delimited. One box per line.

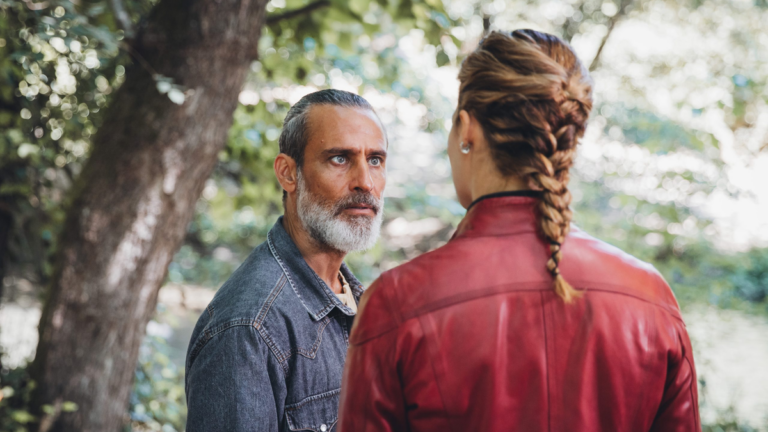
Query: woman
xmin=338 ymin=30 xmax=699 ymax=432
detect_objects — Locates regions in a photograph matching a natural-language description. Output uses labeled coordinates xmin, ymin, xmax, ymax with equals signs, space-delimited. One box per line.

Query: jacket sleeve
xmin=186 ymin=325 xmax=283 ymax=432
xmin=650 ymin=318 xmax=701 ymax=432
xmin=338 ymin=278 xmax=408 ymax=432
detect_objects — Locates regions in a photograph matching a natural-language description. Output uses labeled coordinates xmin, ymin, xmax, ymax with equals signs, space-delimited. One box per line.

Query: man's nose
xmin=351 ymin=161 xmax=374 ymax=193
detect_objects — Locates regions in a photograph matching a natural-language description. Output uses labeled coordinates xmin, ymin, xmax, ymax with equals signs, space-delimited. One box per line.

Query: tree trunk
xmin=30 ymin=0 xmax=268 ymax=429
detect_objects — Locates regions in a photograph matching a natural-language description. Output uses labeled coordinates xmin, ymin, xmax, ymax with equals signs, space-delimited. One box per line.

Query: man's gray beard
xmin=296 ymin=172 xmax=383 ymax=253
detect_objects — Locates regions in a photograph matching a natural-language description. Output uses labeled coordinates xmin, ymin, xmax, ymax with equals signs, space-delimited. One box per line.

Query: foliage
xmin=0 ymin=322 xmax=186 ymax=432
xmin=128 ymin=332 xmax=186 ymax=432
xmin=728 ymin=249 xmax=768 ymax=304
xmin=0 ymin=368 xmax=38 ymax=432
xmin=0 ymin=0 xmax=131 ymax=285
xmin=700 ymin=404 xmax=765 ymax=432
xmin=0 ymin=367 xmax=77 ymax=432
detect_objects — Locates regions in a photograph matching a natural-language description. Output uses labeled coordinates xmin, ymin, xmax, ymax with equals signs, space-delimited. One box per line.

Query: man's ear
xmin=274 ymin=154 xmax=298 ymax=194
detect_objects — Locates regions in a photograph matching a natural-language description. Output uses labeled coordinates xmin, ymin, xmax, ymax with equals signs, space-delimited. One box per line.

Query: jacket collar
xmin=453 ymin=195 xmax=541 ymax=240
xmin=267 ymin=217 xmax=364 ymax=321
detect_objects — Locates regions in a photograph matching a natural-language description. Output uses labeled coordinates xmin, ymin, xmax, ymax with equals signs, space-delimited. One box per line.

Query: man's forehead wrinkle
xmin=305 ymin=106 xmax=386 ymax=157
xmin=318 ymin=105 xmax=383 ymax=133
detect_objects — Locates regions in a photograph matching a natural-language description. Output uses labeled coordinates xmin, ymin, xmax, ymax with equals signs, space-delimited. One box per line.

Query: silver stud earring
xmin=460 ymin=141 xmax=471 ymax=154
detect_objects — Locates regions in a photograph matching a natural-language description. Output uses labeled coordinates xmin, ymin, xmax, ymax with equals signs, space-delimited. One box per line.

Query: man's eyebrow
xmin=320 ymin=147 xmax=387 ymax=158
xmin=320 ymin=147 xmax=357 ymax=156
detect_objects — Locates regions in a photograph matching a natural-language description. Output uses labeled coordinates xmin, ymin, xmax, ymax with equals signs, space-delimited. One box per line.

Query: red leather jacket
xmin=339 ymin=195 xmax=700 ymax=432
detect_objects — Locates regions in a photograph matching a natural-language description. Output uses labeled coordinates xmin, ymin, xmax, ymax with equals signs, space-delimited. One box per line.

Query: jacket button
xmin=320 ymin=425 xmax=328 ymax=431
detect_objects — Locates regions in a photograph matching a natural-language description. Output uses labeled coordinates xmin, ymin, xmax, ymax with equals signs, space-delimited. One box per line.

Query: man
xmin=185 ymin=89 xmax=387 ymax=431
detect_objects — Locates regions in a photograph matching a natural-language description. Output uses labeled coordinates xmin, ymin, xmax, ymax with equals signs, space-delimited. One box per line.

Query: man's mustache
xmin=333 ymin=192 xmax=382 ymax=216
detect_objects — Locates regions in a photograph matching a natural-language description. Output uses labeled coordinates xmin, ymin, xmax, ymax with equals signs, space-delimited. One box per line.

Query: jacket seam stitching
xmin=187 ymin=321 xmax=261 ymax=370
xmin=268 ymin=230 xmax=317 ymax=319
xmin=253 ymin=325 xmax=289 ymax=382
xmin=256 ymin=324 xmax=288 ymax=363
xmin=267 ymin=227 xmax=361 ymax=320
xmin=381 ymin=272 xmax=403 ymax=325
xmin=402 ymin=279 xmax=682 ymax=320
xmin=580 ymin=286 xmax=683 ymax=321
xmin=417 ymin=315 xmax=451 ymax=418
xmin=351 ymin=283 xmax=682 ymax=345
xmin=404 ymin=283 xmax=548 ymax=319
xmin=278 ymin=316 xmax=332 ymax=360
xmin=286 ymin=418 xmax=338 ymax=432
xmin=255 ymin=274 xmax=288 ymax=328
xmin=540 ymin=291 xmax=553 ymax=432
xmin=189 ymin=271 xmax=288 ymax=367
xmin=251 ymin=273 xmax=292 ymax=366
xmin=285 ymin=388 xmax=341 ymax=411
xmin=269 ymin=228 xmax=347 ymax=321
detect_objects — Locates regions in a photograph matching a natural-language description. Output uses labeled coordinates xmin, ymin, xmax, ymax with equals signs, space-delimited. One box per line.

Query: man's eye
xmin=331 ymin=156 xmax=347 ymax=164
xmin=369 ymin=157 xmax=382 ymax=166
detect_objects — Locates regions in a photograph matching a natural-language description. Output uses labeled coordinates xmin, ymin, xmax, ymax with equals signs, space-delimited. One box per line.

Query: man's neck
xmin=282 ymin=211 xmax=346 ymax=295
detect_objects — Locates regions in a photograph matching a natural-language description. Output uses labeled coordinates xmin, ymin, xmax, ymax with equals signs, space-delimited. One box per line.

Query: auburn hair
xmin=457 ymin=30 xmax=594 ymax=302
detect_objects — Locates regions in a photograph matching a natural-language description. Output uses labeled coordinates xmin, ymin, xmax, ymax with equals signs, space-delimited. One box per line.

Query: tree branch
xmin=22 ymin=0 xmax=49 ymax=10
xmin=109 ymin=0 xmax=135 ymax=40
xmin=37 ymin=398 xmax=62 ymax=432
xmin=266 ymin=0 xmax=330 ymax=25
xmin=483 ymin=14 xmax=491 ymax=36
xmin=118 ymin=41 xmax=160 ymax=78
xmin=589 ymin=0 xmax=633 ymax=72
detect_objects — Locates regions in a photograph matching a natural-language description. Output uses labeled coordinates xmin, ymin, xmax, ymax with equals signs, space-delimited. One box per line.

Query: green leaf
xmin=42 ymin=404 xmax=55 ymax=415
xmin=11 ymin=410 xmax=36 ymax=424
xmin=1 ymin=386 xmax=15 ymax=398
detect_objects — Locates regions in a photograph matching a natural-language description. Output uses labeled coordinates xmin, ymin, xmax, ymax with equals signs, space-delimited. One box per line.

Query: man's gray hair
xmin=278 ymin=89 xmax=378 ymax=168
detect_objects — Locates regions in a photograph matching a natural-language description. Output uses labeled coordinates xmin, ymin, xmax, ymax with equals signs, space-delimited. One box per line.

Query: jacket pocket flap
xmin=285 ymin=389 xmax=339 ymax=432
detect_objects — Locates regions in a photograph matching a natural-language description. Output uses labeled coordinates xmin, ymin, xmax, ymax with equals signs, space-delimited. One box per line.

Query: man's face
xmin=294 ymin=105 xmax=387 ymax=252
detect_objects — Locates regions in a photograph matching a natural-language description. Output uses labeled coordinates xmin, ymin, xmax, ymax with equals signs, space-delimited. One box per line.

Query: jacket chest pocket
xmin=285 ymin=389 xmax=339 ymax=432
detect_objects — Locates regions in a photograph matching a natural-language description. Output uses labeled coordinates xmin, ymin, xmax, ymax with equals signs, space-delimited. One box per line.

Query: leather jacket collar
xmin=454 ymin=194 xmax=541 ymax=241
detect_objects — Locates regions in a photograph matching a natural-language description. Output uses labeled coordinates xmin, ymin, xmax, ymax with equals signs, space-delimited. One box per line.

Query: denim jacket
xmin=185 ymin=217 xmax=364 ymax=432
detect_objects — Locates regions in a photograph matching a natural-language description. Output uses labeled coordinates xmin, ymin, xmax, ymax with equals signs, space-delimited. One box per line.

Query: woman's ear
xmin=458 ymin=110 xmax=487 ymax=152
xmin=458 ymin=110 xmax=472 ymax=146
xmin=274 ymin=154 xmax=298 ymax=194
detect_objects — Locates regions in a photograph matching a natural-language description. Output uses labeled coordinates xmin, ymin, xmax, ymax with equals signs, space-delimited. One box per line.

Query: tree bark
xmin=30 ymin=0 xmax=268 ymax=429
xmin=266 ymin=0 xmax=330 ymax=24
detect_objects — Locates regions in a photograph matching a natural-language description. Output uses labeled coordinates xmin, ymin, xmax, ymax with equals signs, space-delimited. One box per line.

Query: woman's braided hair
xmin=457 ymin=30 xmax=593 ymax=302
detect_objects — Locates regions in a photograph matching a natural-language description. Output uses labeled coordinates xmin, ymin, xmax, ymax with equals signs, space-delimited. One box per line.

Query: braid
xmin=529 ymin=144 xmax=580 ymax=302
xmin=457 ymin=30 xmax=593 ymax=302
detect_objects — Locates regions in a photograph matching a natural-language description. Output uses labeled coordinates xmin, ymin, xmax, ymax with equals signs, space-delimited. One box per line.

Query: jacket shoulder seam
xmin=351 ymin=282 xmax=551 ymax=345
xmin=576 ymin=284 xmax=683 ymax=321
xmin=187 ymin=321 xmax=259 ymax=370
xmin=352 ymin=280 xmax=683 ymax=345
xmin=254 ymin=273 xmax=288 ymax=327
xmin=188 ymin=272 xmax=287 ymax=368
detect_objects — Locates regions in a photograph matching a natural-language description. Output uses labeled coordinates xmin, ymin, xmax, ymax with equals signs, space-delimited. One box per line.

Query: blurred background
xmin=1 ymin=0 xmax=767 ymax=430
